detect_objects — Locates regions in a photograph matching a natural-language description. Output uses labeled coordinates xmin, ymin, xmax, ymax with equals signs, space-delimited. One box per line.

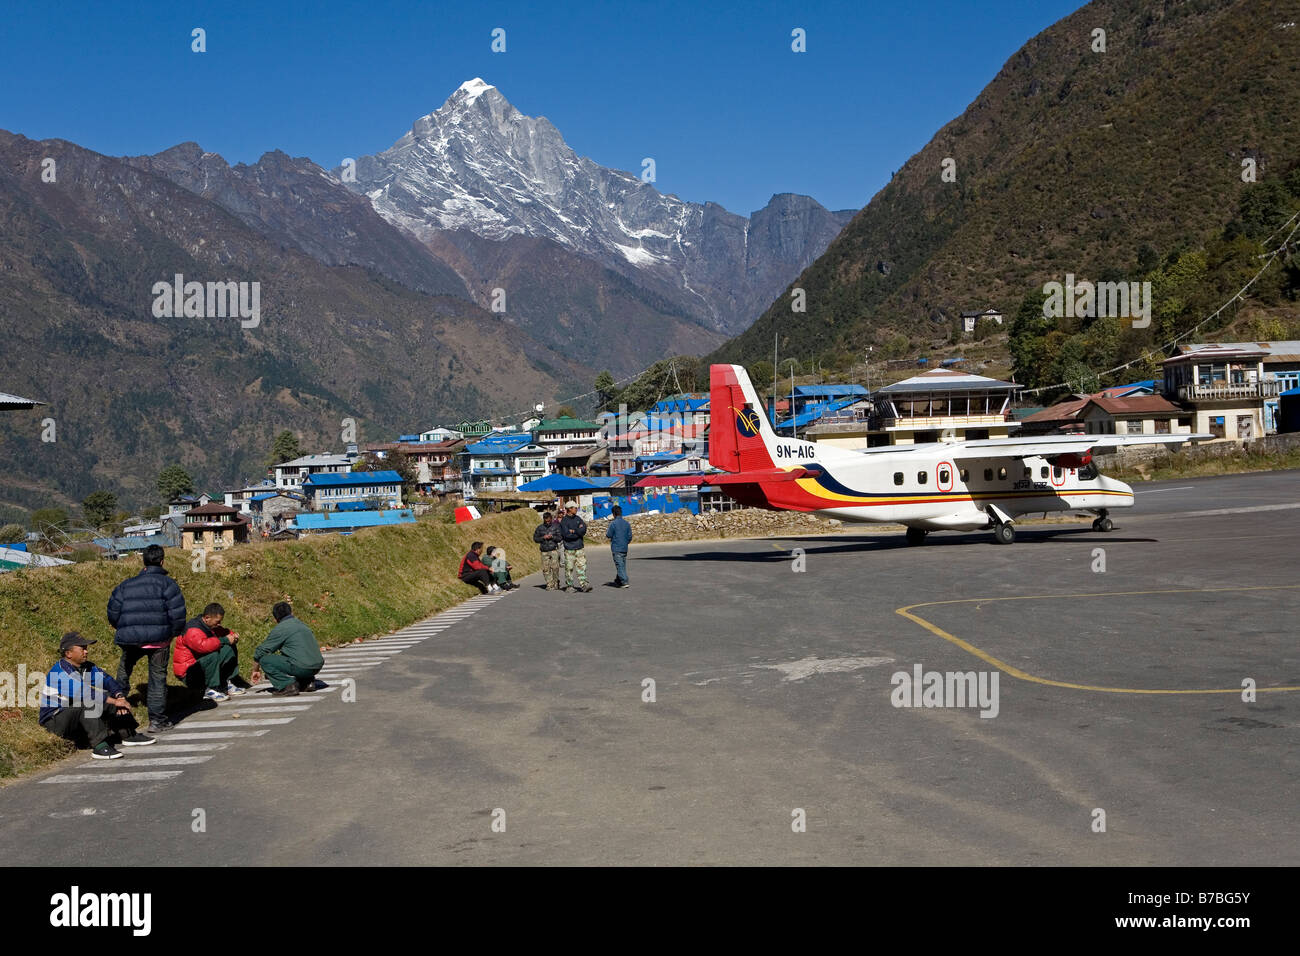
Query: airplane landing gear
xmin=905 ymin=527 xmax=927 ymax=546
xmin=993 ymin=522 xmax=1016 ymax=545
xmin=1091 ymin=509 xmax=1113 ymax=533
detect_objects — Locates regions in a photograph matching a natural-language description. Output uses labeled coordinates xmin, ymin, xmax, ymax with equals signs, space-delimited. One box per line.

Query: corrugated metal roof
xmin=303 ymin=470 xmax=402 ymax=486
xmin=293 ymin=510 xmax=415 ymax=530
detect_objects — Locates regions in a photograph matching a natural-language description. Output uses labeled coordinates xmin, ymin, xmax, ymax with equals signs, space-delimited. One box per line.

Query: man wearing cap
xmin=250 ymin=602 xmax=325 ymax=697
xmin=39 ymin=632 xmax=155 ymax=759
xmin=532 ymin=511 xmax=563 ymax=591
xmin=558 ymin=500 xmax=592 ymax=593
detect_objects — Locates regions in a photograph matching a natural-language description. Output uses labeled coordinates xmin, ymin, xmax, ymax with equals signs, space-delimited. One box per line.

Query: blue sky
xmin=1 ymin=0 xmax=1084 ymax=216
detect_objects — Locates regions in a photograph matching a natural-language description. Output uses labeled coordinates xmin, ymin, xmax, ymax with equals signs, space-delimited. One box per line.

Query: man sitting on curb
xmin=39 ymin=632 xmax=156 ymax=759
xmin=458 ymin=541 xmax=498 ymax=594
xmin=250 ymin=602 xmax=324 ymax=697
xmin=175 ymin=602 xmax=244 ymax=702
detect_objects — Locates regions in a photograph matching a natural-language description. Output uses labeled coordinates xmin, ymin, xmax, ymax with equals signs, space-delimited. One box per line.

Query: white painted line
xmin=1133 ymin=486 xmax=1195 ymax=494
xmin=177 ymin=718 xmax=296 ymax=728
xmin=322 ymin=654 xmax=398 ymax=660
xmin=42 ymin=771 xmax=185 ymax=784
xmin=221 ymin=695 xmax=320 ymax=706
xmin=223 ymin=705 xmax=314 ymax=714
xmin=81 ymin=756 xmax=213 ymax=768
xmin=165 ymin=730 xmax=270 ymax=740
xmin=135 ymin=743 xmax=230 ymax=753
xmin=1175 ymin=502 xmax=1300 ymax=518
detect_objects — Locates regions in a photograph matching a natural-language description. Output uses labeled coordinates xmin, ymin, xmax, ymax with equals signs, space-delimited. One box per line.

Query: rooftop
xmin=303 ymin=470 xmax=403 ymax=487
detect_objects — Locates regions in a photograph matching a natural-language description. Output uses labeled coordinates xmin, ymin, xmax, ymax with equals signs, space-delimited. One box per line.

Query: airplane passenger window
xmin=893 ymin=472 xmax=903 ymax=486
xmin=1040 ymin=466 xmax=1049 ymax=479
xmin=1022 ymin=467 xmax=1031 ymax=479
xmin=917 ymin=471 xmax=928 ymax=485
xmin=998 ymin=467 xmax=1007 ymax=480
xmin=960 ymin=468 xmax=969 ymax=482
xmin=983 ymin=468 xmax=993 ymax=481
xmin=939 ymin=468 xmax=950 ymax=484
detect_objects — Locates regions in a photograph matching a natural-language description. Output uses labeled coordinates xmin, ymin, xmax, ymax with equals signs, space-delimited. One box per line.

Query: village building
xmin=293 ymin=508 xmax=416 ymax=535
xmin=462 ymin=435 xmax=552 ymax=495
xmin=273 ymin=453 xmax=353 ymax=492
xmin=1160 ymin=344 xmax=1277 ymax=440
xmin=179 ymin=503 xmax=250 ymax=551
xmin=961 ymin=308 xmax=1004 ymax=333
xmin=534 ymin=414 xmax=603 ymax=451
xmin=302 ymin=470 xmax=403 ymax=511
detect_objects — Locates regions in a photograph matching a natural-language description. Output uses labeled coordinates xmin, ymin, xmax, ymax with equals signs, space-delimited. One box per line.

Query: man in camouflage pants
xmin=533 ymin=511 xmax=563 ymax=590
xmin=558 ymin=500 xmax=592 ymax=593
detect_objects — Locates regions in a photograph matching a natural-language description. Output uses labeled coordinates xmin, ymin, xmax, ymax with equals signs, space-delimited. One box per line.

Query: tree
xmin=748 ymin=361 xmax=775 ymax=392
xmin=266 ymin=430 xmax=302 ymax=467
xmin=556 ymin=405 xmax=577 ymax=418
xmin=0 ymin=523 xmax=26 ymax=544
xmin=30 ymin=507 xmax=69 ymax=533
xmin=593 ymin=371 xmax=618 ymax=411
xmin=156 ymin=464 xmax=195 ymax=502
xmin=81 ymin=491 xmax=119 ymax=529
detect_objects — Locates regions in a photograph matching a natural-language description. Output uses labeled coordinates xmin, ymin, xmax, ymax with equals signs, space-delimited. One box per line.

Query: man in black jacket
xmin=107 ymin=544 xmax=187 ymax=732
xmin=558 ymin=500 xmax=592 ymax=593
xmin=533 ymin=511 xmax=562 ymax=590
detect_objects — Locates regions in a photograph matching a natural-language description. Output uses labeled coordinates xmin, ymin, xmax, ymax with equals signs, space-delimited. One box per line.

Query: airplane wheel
xmin=993 ymin=522 xmax=1015 ymax=545
xmin=905 ymin=527 xmax=927 ymax=546
xmin=1097 ymin=516 xmax=1113 ymax=532
xmin=1091 ymin=518 xmax=1102 ymax=532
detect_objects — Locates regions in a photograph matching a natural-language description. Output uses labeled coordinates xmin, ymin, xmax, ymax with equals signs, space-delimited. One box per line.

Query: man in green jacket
xmin=249 ymin=602 xmax=324 ymax=697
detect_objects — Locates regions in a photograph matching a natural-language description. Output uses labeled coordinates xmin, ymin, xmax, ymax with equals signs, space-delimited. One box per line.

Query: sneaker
xmin=580 ymin=584 xmax=593 ymax=593
xmin=297 ymin=678 xmax=318 ymax=692
xmin=269 ymin=683 xmax=300 ymax=697
xmin=620 ymin=581 xmax=630 ymax=589
xmin=224 ymin=683 xmax=247 ymax=697
xmin=204 ymin=688 xmax=230 ymax=702
xmin=118 ymin=733 xmax=156 ymax=747
xmin=147 ymin=718 xmax=175 ymax=734
xmin=91 ymin=742 xmax=123 ymax=760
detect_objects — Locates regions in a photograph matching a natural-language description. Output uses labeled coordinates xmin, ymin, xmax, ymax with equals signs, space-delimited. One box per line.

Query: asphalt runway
xmin=2 ymin=470 xmax=1296 ymax=865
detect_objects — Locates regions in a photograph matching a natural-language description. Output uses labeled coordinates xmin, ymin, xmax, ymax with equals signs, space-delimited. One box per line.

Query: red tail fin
xmin=709 ymin=364 xmax=777 ymax=473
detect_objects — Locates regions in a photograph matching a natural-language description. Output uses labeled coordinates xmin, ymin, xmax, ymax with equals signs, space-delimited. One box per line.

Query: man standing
xmin=250 ymin=602 xmax=324 ymax=697
xmin=174 ymin=602 xmax=243 ymax=702
xmin=533 ymin=511 xmax=562 ymax=590
xmin=605 ymin=505 xmax=633 ymax=588
xmin=40 ymin=632 xmax=156 ymax=759
xmin=107 ymin=544 xmax=186 ymax=733
xmin=459 ymin=541 xmax=498 ymax=594
xmin=558 ymin=500 xmax=592 ymax=593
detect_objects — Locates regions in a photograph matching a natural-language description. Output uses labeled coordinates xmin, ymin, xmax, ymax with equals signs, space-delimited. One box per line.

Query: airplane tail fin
xmin=709 ymin=364 xmax=781 ymax=473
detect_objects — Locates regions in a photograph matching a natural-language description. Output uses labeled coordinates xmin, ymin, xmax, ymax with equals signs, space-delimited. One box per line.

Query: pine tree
xmin=156 ymin=465 xmax=195 ymax=502
xmin=266 ymin=430 xmax=303 ymax=466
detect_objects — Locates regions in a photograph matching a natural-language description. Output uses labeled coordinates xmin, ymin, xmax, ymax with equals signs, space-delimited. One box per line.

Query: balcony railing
xmin=1177 ymin=382 xmax=1280 ymax=402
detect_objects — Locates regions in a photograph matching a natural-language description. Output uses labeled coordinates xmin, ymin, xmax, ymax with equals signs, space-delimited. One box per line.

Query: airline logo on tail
xmin=735 ymin=406 xmax=763 ymax=437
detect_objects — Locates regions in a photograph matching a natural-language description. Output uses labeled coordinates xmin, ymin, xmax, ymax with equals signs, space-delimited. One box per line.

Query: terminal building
xmin=805 ymin=369 xmax=1021 ymax=449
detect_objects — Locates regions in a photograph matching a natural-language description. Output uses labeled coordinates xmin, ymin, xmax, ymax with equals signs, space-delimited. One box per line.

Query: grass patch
xmin=0 ymin=508 xmax=539 ymax=781
xmin=1108 ymin=447 xmax=1300 ymax=483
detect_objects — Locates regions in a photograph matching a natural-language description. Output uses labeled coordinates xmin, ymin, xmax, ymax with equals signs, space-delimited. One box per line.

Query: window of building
xmin=1125 ymin=420 xmax=1143 ymax=434
xmin=1209 ymin=416 xmax=1225 ymax=439
xmin=893 ymin=472 xmax=904 ymax=486
xmin=1155 ymin=419 xmax=1170 ymax=434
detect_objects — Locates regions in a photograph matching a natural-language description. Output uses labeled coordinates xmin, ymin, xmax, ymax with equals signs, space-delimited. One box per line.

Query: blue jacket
xmin=106 ymin=565 xmax=187 ymax=646
xmin=38 ymin=659 xmax=126 ymax=724
xmin=558 ymin=514 xmax=587 ymax=550
xmin=605 ymin=516 xmax=632 ymax=551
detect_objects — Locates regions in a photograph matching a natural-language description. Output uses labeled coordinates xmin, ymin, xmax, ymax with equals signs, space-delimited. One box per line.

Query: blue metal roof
xmin=466 ymin=437 xmax=532 ymax=454
xmin=294 ymin=509 xmax=415 ymax=530
xmin=1281 ymin=386 xmax=1300 ymax=397
xmin=517 ymin=474 xmax=601 ymax=492
xmin=470 ymin=468 xmax=515 ymax=475
xmin=332 ymin=501 xmax=383 ymax=511
xmin=793 ymin=384 xmax=868 ymax=397
xmin=777 ymin=398 xmax=861 ymax=429
xmin=303 ymin=470 xmax=402 ymax=487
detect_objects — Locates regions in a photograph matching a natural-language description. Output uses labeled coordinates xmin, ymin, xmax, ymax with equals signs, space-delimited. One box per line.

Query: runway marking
xmin=78 ymin=756 xmax=213 ymax=768
xmin=42 ymin=772 xmax=185 ymax=784
xmin=164 ymin=730 xmax=270 ymax=740
xmin=177 ymin=718 xmax=296 ymax=728
xmin=221 ymin=705 xmax=313 ymax=714
xmin=136 ymin=743 xmax=230 ymax=753
xmin=1167 ymin=503 xmax=1300 ymax=518
xmin=897 ymin=585 xmax=1300 ymax=695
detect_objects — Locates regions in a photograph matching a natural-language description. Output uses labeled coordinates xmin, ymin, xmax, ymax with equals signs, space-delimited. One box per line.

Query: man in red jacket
xmin=174 ymin=602 xmax=243 ymax=702
xmin=458 ymin=541 xmax=497 ymax=594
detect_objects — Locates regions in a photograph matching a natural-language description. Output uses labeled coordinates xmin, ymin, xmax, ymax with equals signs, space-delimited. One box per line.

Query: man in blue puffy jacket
xmin=107 ymin=544 xmax=187 ymax=732
xmin=605 ymin=505 xmax=633 ymax=588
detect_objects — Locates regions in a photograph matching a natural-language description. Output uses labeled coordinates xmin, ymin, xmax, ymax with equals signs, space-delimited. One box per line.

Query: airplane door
xmin=936 ymin=460 xmax=954 ymax=493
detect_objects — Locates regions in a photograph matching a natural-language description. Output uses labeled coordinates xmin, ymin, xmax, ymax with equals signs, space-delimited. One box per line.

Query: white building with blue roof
xmin=301 ymin=470 xmax=403 ymax=511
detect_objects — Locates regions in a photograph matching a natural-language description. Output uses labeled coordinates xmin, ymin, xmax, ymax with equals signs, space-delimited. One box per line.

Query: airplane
xmin=702 ymin=363 xmax=1212 ymax=545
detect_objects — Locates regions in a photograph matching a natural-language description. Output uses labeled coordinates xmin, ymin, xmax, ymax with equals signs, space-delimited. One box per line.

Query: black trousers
xmin=42 ymin=706 xmax=140 ymax=749
xmin=460 ymin=570 xmax=493 ymax=593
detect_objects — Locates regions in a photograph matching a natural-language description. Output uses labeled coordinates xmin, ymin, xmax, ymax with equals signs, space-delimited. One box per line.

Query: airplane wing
xmin=949 ymin=432 xmax=1215 ymax=460
xmin=700 ymin=468 xmax=812 ymax=485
